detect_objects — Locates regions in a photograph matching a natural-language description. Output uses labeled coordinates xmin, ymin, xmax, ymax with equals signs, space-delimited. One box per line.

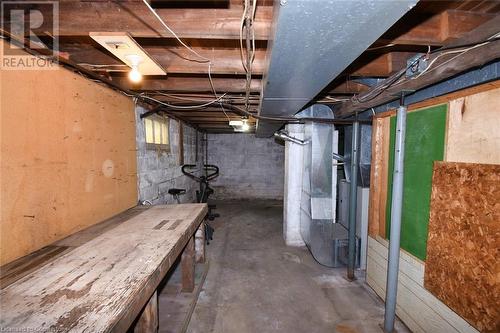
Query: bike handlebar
xmin=181 ymin=164 xmax=219 ymax=182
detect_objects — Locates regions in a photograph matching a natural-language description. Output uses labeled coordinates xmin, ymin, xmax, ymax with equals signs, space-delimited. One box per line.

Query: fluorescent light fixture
xmin=229 ymin=120 xmax=244 ymax=127
xmin=229 ymin=119 xmax=252 ymax=132
xmin=89 ymin=32 xmax=166 ymax=76
xmin=241 ymin=119 xmax=250 ymax=132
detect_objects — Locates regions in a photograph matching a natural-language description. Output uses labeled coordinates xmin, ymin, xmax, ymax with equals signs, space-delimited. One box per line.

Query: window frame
xmin=144 ymin=115 xmax=170 ymax=152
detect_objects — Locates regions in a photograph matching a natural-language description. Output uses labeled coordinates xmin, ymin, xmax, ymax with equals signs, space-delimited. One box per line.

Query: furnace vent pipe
xmin=383 ymin=105 xmax=407 ymax=333
xmin=274 ymin=131 xmax=307 ymax=145
xmin=332 ymin=153 xmax=345 ymax=162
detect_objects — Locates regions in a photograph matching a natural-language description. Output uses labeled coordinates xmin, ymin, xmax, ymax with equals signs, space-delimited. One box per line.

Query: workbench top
xmin=0 ymin=203 xmax=208 ymax=333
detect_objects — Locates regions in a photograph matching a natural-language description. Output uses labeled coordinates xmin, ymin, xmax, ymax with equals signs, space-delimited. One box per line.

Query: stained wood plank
xmin=27 ymin=3 xmax=273 ymax=40
xmin=0 ymin=206 xmax=149 ymax=288
xmin=0 ymin=204 xmax=208 ymax=333
xmin=368 ymin=116 xmax=390 ymax=238
xmin=0 ymin=246 xmax=70 ymax=288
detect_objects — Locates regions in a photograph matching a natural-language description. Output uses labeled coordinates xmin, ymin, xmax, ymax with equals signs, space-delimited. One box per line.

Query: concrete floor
xmin=187 ymin=200 xmax=410 ymax=333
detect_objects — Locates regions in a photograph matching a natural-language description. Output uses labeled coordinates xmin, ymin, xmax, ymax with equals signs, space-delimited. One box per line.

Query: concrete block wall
xmin=207 ymin=133 xmax=285 ymax=200
xmin=135 ymin=105 xmax=204 ymax=204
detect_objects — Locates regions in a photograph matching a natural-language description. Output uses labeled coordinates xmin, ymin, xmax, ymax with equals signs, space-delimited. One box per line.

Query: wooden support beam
xmin=204 ymin=129 xmax=241 ymax=133
xmin=146 ymin=46 xmax=265 ymax=75
xmin=349 ymin=54 xmax=393 ymax=77
xmin=195 ymin=224 xmax=206 ymax=264
xmin=28 ymin=2 xmax=273 ymax=40
xmin=68 ymin=44 xmax=411 ymax=77
xmin=185 ymin=117 xmax=252 ymax=122
xmin=328 ymin=81 xmax=370 ymax=94
xmin=115 ymin=77 xmax=262 ymax=93
xmin=181 ymin=236 xmax=195 ymax=292
xmin=70 ymin=46 xmax=410 ymax=78
xmin=441 ymin=10 xmax=497 ymax=43
xmin=336 ymin=16 xmax=500 ymax=117
xmin=178 ymin=111 xmax=247 ymax=117
xmin=196 ymin=123 xmax=235 ymax=128
xmin=67 ymin=45 xmax=266 ymax=75
xmin=381 ymin=9 xmax=496 ymax=46
xmin=133 ymin=291 xmax=158 ymax=333
xmin=168 ymin=111 xmax=245 ymax=117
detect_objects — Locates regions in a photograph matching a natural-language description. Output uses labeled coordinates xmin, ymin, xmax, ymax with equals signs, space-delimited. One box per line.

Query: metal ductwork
xmin=256 ymin=0 xmax=419 ymax=137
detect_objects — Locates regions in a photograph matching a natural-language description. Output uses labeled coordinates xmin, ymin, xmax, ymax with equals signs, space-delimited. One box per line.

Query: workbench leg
xmin=134 ymin=290 xmax=158 ymax=333
xmin=195 ymin=224 xmax=206 ymax=264
xmin=181 ymin=236 xmax=195 ymax=292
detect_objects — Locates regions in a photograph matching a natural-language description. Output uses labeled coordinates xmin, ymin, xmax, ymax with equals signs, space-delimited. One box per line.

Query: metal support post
xmin=383 ymin=104 xmax=407 ymax=332
xmin=347 ymin=120 xmax=360 ymax=280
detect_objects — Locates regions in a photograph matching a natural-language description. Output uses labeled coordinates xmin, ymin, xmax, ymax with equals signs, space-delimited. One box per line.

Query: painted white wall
xmin=283 ymin=124 xmax=306 ymax=247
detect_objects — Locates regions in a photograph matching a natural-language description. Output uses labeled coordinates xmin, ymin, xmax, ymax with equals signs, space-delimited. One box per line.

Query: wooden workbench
xmin=0 ymin=203 xmax=208 ymax=332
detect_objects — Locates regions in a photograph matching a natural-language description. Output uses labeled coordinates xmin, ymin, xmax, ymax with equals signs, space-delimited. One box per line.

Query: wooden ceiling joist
xmin=5 ymin=0 xmax=497 ymax=133
xmin=381 ymin=9 xmax=496 ymax=46
xmin=115 ymin=77 xmax=262 ymax=93
xmin=67 ymin=46 xmax=267 ymax=75
xmin=34 ymin=2 xmax=273 ymax=40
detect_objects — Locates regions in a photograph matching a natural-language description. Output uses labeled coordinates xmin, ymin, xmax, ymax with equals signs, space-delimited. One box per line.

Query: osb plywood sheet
xmin=446 ymin=87 xmax=500 ymax=164
xmin=424 ymin=162 xmax=500 ymax=333
xmin=0 ymin=48 xmax=137 ymax=265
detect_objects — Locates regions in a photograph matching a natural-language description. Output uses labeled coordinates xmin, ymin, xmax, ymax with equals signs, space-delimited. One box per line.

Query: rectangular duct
xmin=256 ymin=0 xmax=419 ymax=137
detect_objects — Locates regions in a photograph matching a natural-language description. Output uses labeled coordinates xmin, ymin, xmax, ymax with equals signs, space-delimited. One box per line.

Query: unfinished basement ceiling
xmin=8 ymin=0 xmax=500 ymax=133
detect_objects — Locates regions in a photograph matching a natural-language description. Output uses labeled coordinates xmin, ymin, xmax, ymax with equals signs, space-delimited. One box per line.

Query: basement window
xmin=144 ymin=116 xmax=170 ymax=151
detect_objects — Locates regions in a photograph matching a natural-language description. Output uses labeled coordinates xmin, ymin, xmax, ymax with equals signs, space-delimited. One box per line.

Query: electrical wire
xmin=239 ymin=0 xmax=249 ymax=73
xmin=142 ymin=0 xmax=231 ymax=121
xmin=413 ymin=42 xmax=490 ymax=79
xmin=77 ymin=63 xmax=128 ymax=73
xmin=127 ymin=90 xmax=364 ymax=124
xmin=239 ymin=0 xmax=257 ymax=115
xmin=142 ymin=0 xmax=209 ymax=63
xmin=77 ymin=63 xmax=128 ymax=68
xmin=429 ymin=35 xmax=500 ymax=54
xmin=324 ymin=96 xmax=351 ymax=102
xmin=366 ymin=43 xmax=396 ymax=51
xmin=136 ymin=93 xmax=228 ymax=109
xmin=146 ymin=92 xmax=259 ymax=104
xmin=350 ymin=31 xmax=500 ymax=106
xmin=208 ymin=63 xmax=232 ymax=121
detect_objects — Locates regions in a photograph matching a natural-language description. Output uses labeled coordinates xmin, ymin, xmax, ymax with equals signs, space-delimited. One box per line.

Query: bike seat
xmin=168 ymin=188 xmax=186 ymax=195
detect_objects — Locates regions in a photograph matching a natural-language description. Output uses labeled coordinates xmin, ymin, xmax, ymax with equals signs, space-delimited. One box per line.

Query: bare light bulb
xmin=126 ymin=54 xmax=143 ymax=83
xmin=128 ymin=66 xmax=142 ymax=83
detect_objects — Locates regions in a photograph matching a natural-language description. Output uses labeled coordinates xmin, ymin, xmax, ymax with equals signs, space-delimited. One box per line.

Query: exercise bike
xmin=169 ymin=164 xmax=219 ymax=244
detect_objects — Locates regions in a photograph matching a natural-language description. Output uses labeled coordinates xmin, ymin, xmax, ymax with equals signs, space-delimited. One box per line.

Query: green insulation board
xmin=385 ymin=104 xmax=447 ymax=260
